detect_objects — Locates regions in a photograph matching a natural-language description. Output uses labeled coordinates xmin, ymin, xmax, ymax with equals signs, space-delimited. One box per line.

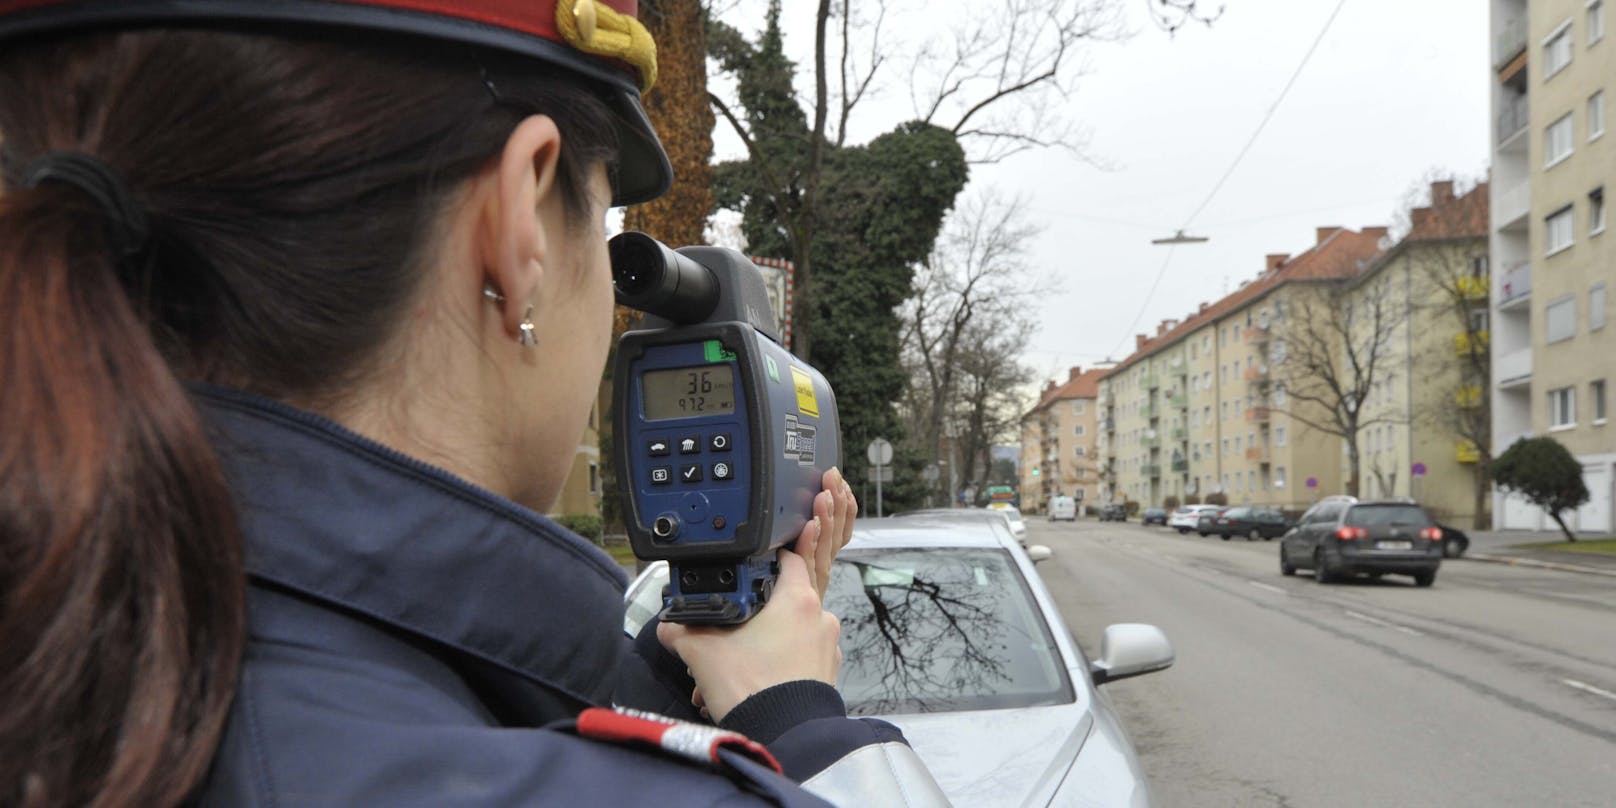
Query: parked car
xmin=898 ymin=507 xmax=1029 ymax=547
xmin=1195 ymin=507 xmax=1227 ymax=536
xmin=987 ymin=502 xmax=1029 ymax=544
xmin=1048 ymin=494 xmax=1078 ymax=522
xmin=1213 ymin=506 xmax=1292 ymax=541
xmin=1098 ymin=503 xmax=1128 ymax=522
xmin=1437 ymin=523 xmax=1471 ymax=558
xmin=1141 ymin=507 xmax=1168 ymax=526
xmin=1169 ymin=504 xmax=1221 ymax=534
xmin=1279 ymin=499 xmax=1444 ymax=586
xmin=624 ymin=516 xmax=1174 ymax=806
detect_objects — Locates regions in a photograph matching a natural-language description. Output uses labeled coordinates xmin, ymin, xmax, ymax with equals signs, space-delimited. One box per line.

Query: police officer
xmin=0 ymin=2 xmax=949 ymax=805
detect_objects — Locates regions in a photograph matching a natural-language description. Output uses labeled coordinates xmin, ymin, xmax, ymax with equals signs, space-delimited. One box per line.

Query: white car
xmin=1169 ymin=504 xmax=1222 ymax=534
xmin=987 ymin=502 xmax=1029 ymax=544
xmin=624 ymin=516 xmax=1174 ymax=806
xmin=1048 ymin=495 xmax=1078 ymax=521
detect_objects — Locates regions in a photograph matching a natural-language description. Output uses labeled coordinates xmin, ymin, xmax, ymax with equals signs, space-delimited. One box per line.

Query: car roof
xmin=847 ymin=515 xmax=1016 ymax=551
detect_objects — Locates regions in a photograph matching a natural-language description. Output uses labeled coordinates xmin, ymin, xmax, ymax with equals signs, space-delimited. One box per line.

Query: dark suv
xmin=1280 ymin=499 xmax=1443 ymax=586
xmin=1098 ymin=504 xmax=1127 ymax=522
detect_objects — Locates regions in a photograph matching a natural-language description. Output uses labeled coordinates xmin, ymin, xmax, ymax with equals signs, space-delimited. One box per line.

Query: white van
xmin=1048 ymin=495 xmax=1077 ymax=522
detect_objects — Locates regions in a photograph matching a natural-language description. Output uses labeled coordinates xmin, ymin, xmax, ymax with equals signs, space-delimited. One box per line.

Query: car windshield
xmin=1344 ymin=504 xmax=1431 ymax=527
xmin=1224 ymin=507 xmax=1250 ymax=518
xmin=826 ymin=548 xmax=1074 ymax=715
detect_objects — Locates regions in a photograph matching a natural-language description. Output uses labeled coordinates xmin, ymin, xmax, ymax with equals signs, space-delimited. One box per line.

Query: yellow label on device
xmin=790 ymin=366 xmax=820 ymax=418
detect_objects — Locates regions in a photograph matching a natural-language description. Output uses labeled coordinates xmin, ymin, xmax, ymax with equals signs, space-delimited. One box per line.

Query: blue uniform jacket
xmin=191 ymin=387 xmax=929 ymax=806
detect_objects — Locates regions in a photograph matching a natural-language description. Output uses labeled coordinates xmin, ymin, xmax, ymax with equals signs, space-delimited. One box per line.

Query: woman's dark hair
xmin=0 ymin=29 xmax=619 ymax=807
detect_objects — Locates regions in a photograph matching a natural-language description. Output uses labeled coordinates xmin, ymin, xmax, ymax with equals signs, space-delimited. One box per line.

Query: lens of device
xmin=609 ymin=232 xmax=719 ymax=323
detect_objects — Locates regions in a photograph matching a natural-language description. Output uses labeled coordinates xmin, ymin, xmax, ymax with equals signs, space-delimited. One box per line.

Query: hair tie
xmin=23 ymin=152 xmax=151 ymax=262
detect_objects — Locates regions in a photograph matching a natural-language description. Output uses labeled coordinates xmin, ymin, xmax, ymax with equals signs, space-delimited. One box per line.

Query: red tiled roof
xmin=1106 ymin=227 xmax=1386 ymax=375
xmin=1028 ymin=367 xmax=1110 ymax=414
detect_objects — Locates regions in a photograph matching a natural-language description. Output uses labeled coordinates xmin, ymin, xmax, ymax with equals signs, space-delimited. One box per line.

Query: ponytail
xmin=0 ymin=186 xmax=246 ymax=806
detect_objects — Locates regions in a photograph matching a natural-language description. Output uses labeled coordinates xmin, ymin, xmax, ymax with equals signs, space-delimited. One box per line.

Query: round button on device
xmin=679 ymin=492 xmax=711 ymax=524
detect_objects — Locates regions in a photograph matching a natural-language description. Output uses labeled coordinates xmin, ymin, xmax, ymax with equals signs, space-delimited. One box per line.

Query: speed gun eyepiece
xmin=610 ymin=232 xmax=719 ymax=324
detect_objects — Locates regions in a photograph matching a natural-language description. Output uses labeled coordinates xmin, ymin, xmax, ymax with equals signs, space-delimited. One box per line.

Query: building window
xmin=1234 ymin=436 xmax=1242 ymax=452
xmin=1275 ymin=466 xmax=1287 ymax=488
xmin=1592 ymin=92 xmax=1607 ymax=139
xmin=1274 ymin=386 xmax=1288 ymax=407
xmin=1276 ymin=426 xmax=1287 ymax=447
xmin=1548 ymin=205 xmax=1576 ymax=254
xmin=1591 ymin=187 xmax=1607 ymax=234
xmin=1592 ymin=0 xmax=1606 ymax=43
xmin=1546 ymin=23 xmax=1574 ymax=77
xmin=1075 ymin=445 xmax=1087 ymax=458
xmin=1594 ymin=380 xmax=1608 ymax=423
xmin=1550 ymin=386 xmax=1577 ymax=428
xmin=588 ymin=462 xmax=599 ymax=494
xmin=1593 ymin=283 xmax=1608 ymax=330
xmin=1222 ymin=438 xmax=1229 ymax=455
xmin=1074 ymin=424 xmax=1086 ymax=437
xmin=1547 ymin=295 xmax=1578 ymax=343
xmin=1073 ymin=400 xmax=1086 ymax=415
xmin=1547 ymin=113 xmax=1576 ymax=166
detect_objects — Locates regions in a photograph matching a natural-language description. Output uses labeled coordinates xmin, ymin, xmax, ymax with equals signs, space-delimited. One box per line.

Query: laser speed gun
xmin=610 ymin=232 xmax=840 ymax=625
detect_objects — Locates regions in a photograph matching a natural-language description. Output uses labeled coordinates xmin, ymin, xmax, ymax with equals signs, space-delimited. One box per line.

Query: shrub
xmin=1163 ymin=496 xmax=1181 ymax=510
xmin=552 ymin=513 xmax=604 ymax=543
xmin=1123 ymin=500 xmax=1141 ymax=516
xmin=1183 ymin=494 xmax=1201 ymax=505
xmin=1205 ymin=492 xmax=1229 ymax=506
xmin=1490 ymin=436 xmax=1589 ymax=542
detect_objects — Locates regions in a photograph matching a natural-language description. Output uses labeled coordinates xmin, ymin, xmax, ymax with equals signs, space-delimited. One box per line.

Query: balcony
xmin=1140 ymin=434 xmax=1160 ymax=449
xmin=1246 ymin=406 xmax=1271 ymax=424
xmin=1167 ymin=391 xmax=1189 ymax=410
xmin=1493 ymin=179 xmax=1529 ymax=230
xmin=1144 ymin=464 xmax=1162 ymax=479
xmin=1243 ymin=364 xmax=1269 ymax=382
xmin=1245 ymin=446 xmax=1270 ymax=463
xmin=1141 ymin=374 xmax=1160 ymax=390
xmin=1144 ymin=402 xmax=1160 ymax=419
xmin=1496 ymin=348 xmax=1532 ymax=389
xmin=1457 ymin=276 xmax=1489 ymax=302
xmin=1493 ymin=14 xmax=1527 ymax=71
xmin=1455 ymin=330 xmax=1489 ymax=357
xmin=1456 ymin=440 xmax=1481 ymax=464
xmin=1496 ymin=93 xmax=1529 ymax=145
xmin=1246 ymin=325 xmax=1270 ymax=345
xmin=1498 ymin=262 xmax=1531 ymax=310
xmin=1170 ymin=426 xmax=1189 ymax=442
xmin=1102 ymin=417 xmax=1115 ymax=432
xmin=1170 ymin=458 xmax=1189 ymax=473
xmin=1456 ymin=385 xmax=1483 ymax=408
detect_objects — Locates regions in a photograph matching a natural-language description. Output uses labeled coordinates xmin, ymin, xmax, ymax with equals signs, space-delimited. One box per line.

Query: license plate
xmin=1377 ymin=541 xmax=1413 ymax=550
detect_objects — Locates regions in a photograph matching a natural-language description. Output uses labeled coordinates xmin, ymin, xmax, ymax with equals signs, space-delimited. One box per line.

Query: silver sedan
xmin=624 ymin=514 xmax=1174 ymax=806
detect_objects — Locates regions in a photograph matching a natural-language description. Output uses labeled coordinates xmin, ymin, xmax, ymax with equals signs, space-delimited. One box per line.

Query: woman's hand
xmin=657 ymin=550 xmax=842 ymax=723
xmin=795 ymin=468 xmax=857 ymax=602
xmin=656 ymin=468 xmax=857 ymax=723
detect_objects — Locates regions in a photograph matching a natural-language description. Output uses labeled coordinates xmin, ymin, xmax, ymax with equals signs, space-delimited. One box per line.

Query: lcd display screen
xmin=642 ymin=365 xmax=737 ymax=420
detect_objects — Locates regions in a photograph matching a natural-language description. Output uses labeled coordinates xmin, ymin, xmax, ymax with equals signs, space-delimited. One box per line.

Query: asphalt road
xmin=1029 ymin=518 xmax=1616 ymax=808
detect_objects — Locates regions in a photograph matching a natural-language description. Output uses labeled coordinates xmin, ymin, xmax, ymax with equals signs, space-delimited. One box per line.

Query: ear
xmin=481 ymin=114 xmax=564 ymax=336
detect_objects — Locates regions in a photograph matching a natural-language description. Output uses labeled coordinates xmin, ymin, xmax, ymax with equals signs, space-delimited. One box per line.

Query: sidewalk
xmin=1461 ymin=529 xmax=1616 ymax=578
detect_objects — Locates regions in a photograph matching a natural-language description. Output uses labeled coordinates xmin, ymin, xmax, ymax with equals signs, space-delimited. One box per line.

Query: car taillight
xmin=1335 ymin=527 xmax=1367 ymax=540
xmin=1420 ymin=527 xmax=1443 ymax=541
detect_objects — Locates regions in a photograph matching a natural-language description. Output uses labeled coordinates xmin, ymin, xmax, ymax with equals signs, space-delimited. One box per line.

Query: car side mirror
xmin=1027 ymin=545 xmax=1053 ymax=564
xmin=1090 ymin=624 xmax=1174 ymax=685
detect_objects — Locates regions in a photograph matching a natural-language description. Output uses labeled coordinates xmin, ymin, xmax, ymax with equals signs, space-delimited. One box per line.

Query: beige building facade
xmin=1490 ymin=0 xmax=1616 ymax=534
xmin=1019 ymin=367 xmax=1107 ymax=513
xmin=1101 ymin=227 xmax=1385 ymax=511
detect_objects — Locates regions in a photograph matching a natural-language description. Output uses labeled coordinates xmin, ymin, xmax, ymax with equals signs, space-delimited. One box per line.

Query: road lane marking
xmin=1563 ymin=679 xmax=1616 ymax=703
xmin=1248 ymin=581 xmax=1286 ymax=595
xmin=1344 ymin=610 xmax=1424 ymax=636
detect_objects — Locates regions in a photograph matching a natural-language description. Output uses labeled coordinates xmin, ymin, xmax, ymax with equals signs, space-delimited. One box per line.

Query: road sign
xmin=1305 ymin=477 xmax=1318 ymax=489
xmin=1411 ymin=462 xmax=1427 ymax=477
xmin=866 ymin=438 xmax=894 ymax=466
xmin=867 ymin=465 xmax=894 ymax=483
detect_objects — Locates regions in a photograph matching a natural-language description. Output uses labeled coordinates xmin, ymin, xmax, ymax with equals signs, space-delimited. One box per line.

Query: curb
xmin=1464 ymin=553 xmax=1616 ymax=578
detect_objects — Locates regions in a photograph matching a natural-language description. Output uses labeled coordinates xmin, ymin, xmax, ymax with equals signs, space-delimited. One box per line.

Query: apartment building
xmin=1490 ymin=0 xmax=1615 ymax=534
xmin=552 ymin=397 xmax=604 ymax=520
xmin=1019 ymin=367 xmax=1108 ymax=513
xmin=1100 ymin=227 xmax=1385 ymax=510
xmin=1346 ymin=181 xmax=1492 ymax=527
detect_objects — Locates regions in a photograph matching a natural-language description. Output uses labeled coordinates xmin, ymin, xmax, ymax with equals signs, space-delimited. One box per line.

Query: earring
xmin=482 ymin=284 xmax=506 ymax=303
xmin=518 ymin=306 xmax=538 ymax=346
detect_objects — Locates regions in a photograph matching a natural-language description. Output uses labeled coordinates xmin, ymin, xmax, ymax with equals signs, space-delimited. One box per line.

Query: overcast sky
xmin=712 ymin=0 xmax=1489 ymax=387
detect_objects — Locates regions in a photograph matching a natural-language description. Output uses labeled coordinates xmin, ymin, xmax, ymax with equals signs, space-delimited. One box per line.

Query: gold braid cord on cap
xmin=556 ymin=0 xmax=658 ymax=94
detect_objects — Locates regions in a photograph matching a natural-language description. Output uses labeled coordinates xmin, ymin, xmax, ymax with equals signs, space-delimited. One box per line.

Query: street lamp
xmin=1151 ymin=229 xmax=1210 ymax=245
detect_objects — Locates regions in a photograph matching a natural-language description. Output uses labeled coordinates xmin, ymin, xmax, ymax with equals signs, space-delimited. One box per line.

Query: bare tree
xmin=951 ymin=318 xmax=1038 ymax=490
xmin=1271 ymin=277 xmax=1405 ymax=497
